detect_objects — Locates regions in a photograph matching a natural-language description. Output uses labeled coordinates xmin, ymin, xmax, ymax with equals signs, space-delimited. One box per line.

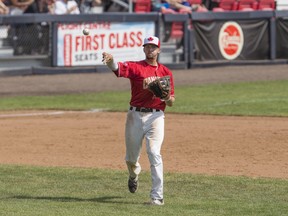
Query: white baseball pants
xmin=125 ymin=107 xmax=165 ymax=200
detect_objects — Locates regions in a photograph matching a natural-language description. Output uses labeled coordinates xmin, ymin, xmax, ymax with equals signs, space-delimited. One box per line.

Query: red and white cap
xmin=143 ymin=36 xmax=160 ymax=48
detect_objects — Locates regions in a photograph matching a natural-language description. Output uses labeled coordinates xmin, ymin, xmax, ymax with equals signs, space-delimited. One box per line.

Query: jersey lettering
xmin=143 ymin=76 xmax=158 ymax=89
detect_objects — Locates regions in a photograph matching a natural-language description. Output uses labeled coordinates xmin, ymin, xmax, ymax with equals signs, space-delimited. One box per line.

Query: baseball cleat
xmin=128 ymin=176 xmax=138 ymax=193
xmin=146 ymin=199 xmax=164 ymax=206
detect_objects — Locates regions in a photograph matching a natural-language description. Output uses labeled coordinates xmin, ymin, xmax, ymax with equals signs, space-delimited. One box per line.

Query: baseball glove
xmin=148 ymin=76 xmax=171 ymax=100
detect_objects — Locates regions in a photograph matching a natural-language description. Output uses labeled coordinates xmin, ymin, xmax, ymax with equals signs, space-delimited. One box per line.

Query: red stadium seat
xmin=187 ymin=0 xmax=202 ymax=4
xmin=237 ymin=0 xmax=258 ymax=11
xmin=212 ymin=0 xmax=239 ymax=12
xmin=134 ymin=0 xmax=151 ymax=13
xmin=170 ymin=22 xmax=184 ymax=39
xmin=257 ymin=0 xmax=275 ymax=10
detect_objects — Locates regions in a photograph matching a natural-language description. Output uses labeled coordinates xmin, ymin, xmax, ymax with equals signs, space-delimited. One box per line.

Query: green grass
xmin=0 ymin=80 xmax=288 ymax=116
xmin=0 ymin=165 xmax=287 ymax=216
xmin=173 ymin=80 xmax=288 ymax=116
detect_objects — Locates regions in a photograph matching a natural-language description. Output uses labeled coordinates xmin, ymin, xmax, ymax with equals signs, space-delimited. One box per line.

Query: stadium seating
xmin=134 ymin=0 xmax=151 ymax=13
xmin=237 ymin=0 xmax=258 ymax=11
xmin=212 ymin=0 xmax=239 ymax=12
xmin=257 ymin=0 xmax=275 ymax=10
xmin=161 ymin=7 xmax=184 ymax=40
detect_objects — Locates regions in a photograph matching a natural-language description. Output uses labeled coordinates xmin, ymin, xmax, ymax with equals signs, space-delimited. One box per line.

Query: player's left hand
xmin=148 ymin=76 xmax=171 ymax=100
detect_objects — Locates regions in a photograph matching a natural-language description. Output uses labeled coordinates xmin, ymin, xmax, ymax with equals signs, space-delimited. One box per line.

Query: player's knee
xmin=147 ymin=152 xmax=162 ymax=166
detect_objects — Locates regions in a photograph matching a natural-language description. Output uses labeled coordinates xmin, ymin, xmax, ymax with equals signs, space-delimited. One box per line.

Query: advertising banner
xmin=193 ymin=20 xmax=269 ymax=61
xmin=57 ymin=22 xmax=155 ymax=66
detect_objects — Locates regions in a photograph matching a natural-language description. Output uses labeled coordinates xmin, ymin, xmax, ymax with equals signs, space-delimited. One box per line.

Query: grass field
xmin=0 ymin=80 xmax=288 ymax=116
xmin=0 ymin=80 xmax=288 ymax=215
xmin=0 ymin=165 xmax=287 ymax=216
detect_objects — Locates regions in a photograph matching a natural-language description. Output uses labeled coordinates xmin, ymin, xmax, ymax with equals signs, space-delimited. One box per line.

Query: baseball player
xmin=102 ymin=36 xmax=175 ymax=206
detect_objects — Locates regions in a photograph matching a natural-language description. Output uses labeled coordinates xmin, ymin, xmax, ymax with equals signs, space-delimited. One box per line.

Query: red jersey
xmin=113 ymin=60 xmax=175 ymax=111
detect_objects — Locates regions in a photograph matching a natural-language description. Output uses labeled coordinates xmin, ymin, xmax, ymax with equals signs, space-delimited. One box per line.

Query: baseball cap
xmin=143 ymin=36 xmax=160 ymax=48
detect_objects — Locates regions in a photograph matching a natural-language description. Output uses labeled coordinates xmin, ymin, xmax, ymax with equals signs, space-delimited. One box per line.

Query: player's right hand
xmin=102 ymin=52 xmax=113 ymax=64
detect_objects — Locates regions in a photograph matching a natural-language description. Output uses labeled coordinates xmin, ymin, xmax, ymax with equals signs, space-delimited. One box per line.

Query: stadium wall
xmin=0 ymin=11 xmax=287 ymax=76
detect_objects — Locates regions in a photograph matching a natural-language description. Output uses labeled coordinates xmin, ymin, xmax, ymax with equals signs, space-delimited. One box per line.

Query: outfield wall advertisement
xmin=193 ymin=20 xmax=270 ymax=61
xmin=57 ymin=22 xmax=155 ymax=66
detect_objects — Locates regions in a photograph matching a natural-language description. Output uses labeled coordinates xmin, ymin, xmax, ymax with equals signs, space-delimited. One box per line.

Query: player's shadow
xmin=8 ymin=195 xmax=136 ymax=204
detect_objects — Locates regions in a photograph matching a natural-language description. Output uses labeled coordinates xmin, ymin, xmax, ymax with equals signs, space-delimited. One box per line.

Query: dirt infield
xmin=0 ymin=65 xmax=288 ymax=179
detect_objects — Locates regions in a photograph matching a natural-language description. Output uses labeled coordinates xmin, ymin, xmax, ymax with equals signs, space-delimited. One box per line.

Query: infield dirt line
xmin=0 ymin=109 xmax=105 ymax=118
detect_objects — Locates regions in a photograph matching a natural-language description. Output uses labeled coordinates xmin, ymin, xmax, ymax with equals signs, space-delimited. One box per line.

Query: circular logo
xmin=218 ymin=22 xmax=244 ymax=60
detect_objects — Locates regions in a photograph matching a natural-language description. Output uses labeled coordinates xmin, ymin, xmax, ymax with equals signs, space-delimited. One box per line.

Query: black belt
xmin=130 ymin=106 xmax=160 ymax=113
